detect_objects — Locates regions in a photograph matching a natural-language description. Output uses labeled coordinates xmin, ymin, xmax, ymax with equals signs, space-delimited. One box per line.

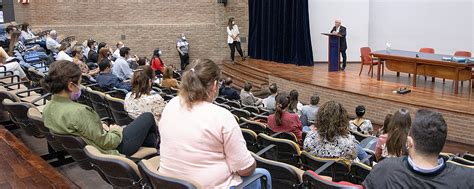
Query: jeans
xmin=117 ymin=112 xmax=159 ymax=156
xmin=179 ymin=53 xmax=189 ymax=71
xmin=231 ymin=168 xmax=272 ymax=189
xmin=356 ymin=144 xmax=369 ymax=162
xmin=229 ymin=41 xmax=244 ymax=61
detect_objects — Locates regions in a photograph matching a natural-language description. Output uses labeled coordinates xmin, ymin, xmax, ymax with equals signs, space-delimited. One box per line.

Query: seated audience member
xmin=137 ymin=57 xmax=148 ymax=66
xmin=0 ymin=47 xmax=28 ymax=81
xmin=96 ymin=59 xmax=132 ymax=91
xmin=288 ymin=89 xmax=303 ymax=114
xmin=267 ymin=92 xmax=303 ymax=144
xmin=219 ymin=77 xmax=240 ymax=100
xmin=97 ymin=47 xmax=112 ymax=64
xmin=46 ymin=30 xmax=61 ymax=53
xmin=150 ymin=48 xmax=165 ymax=76
xmin=240 ymin=81 xmax=262 ymax=106
xmin=8 ymin=30 xmax=41 ymax=55
xmin=301 ymin=94 xmax=320 ymax=124
xmin=112 ymin=46 xmax=134 ymax=80
xmin=56 ymin=42 xmax=73 ymax=61
xmin=113 ymin=41 xmax=124 ymax=60
xmin=124 ymin=65 xmax=166 ymax=123
xmin=262 ymin=83 xmax=278 ymax=112
xmin=364 ymin=109 xmax=474 ymax=188
xmin=378 ymin=113 xmax=392 ymax=136
xmin=42 ymin=60 xmax=158 ymax=156
xmin=349 ymin=105 xmax=373 ymax=135
xmin=158 ymin=59 xmax=271 ymax=188
xmin=375 ymin=109 xmax=411 ymax=161
xmin=3 ymin=25 xmax=17 ymax=46
xmin=304 ymin=101 xmax=357 ymax=160
xmin=20 ymin=22 xmax=39 ymax=42
xmin=71 ymin=45 xmax=99 ymax=77
xmin=87 ymin=39 xmax=98 ymax=63
xmin=161 ymin=66 xmax=179 ymax=89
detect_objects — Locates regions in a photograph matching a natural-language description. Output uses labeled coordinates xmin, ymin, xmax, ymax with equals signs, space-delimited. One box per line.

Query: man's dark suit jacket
xmin=330 ymin=26 xmax=347 ymax=51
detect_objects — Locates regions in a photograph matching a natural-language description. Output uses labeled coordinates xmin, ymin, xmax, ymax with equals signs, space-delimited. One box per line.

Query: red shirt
xmin=267 ymin=111 xmax=303 ymax=144
xmin=150 ymin=57 xmax=164 ymax=73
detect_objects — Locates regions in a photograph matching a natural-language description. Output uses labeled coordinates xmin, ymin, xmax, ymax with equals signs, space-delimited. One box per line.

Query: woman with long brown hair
xmin=124 ymin=65 xmax=165 ymax=123
xmin=160 ymin=66 xmax=179 ymax=89
xmin=158 ymin=59 xmax=270 ymax=188
xmin=375 ymin=109 xmax=411 ymax=161
xmin=267 ymin=92 xmax=303 ymax=144
xmin=227 ymin=17 xmax=245 ymax=64
xmin=304 ymin=100 xmax=357 ymax=160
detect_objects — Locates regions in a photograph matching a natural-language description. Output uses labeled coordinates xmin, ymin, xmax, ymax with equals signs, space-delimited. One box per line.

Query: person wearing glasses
xmin=42 ymin=60 xmax=159 ymax=156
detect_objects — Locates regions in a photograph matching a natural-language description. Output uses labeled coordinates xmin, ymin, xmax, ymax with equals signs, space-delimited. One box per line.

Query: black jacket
xmin=330 ymin=26 xmax=347 ymax=51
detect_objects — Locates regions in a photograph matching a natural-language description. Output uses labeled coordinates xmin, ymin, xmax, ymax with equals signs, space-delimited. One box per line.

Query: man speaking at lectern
xmin=330 ymin=19 xmax=347 ymax=70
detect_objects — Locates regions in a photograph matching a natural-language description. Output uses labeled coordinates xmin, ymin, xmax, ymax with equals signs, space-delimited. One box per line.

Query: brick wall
xmin=269 ymin=75 xmax=474 ymax=145
xmin=13 ymin=0 xmax=249 ymax=67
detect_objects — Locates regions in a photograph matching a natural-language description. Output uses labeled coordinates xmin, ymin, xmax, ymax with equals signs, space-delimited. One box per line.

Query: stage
xmin=222 ymin=58 xmax=474 ymax=146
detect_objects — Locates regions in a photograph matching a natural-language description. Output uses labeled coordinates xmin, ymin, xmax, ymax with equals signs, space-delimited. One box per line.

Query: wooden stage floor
xmin=243 ymin=59 xmax=473 ymax=115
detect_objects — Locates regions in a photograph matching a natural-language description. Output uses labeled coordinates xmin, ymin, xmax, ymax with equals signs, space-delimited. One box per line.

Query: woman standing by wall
xmin=227 ymin=17 xmax=245 ymax=64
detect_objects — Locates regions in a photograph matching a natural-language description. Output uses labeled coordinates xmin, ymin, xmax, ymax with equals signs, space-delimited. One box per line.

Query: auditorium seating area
xmin=0 ymin=15 xmax=473 ymax=188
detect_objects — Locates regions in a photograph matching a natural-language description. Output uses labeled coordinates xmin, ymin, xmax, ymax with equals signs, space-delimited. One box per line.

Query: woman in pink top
xmin=375 ymin=110 xmax=411 ymax=161
xmin=158 ymin=59 xmax=270 ymax=188
xmin=267 ymin=92 xmax=303 ymax=145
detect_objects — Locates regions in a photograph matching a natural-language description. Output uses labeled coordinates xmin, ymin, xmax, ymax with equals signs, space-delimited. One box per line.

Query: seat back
xmin=104 ymin=95 xmax=133 ymax=126
xmin=242 ymin=105 xmax=260 ymax=114
xmin=3 ymin=99 xmax=43 ymax=138
xmin=451 ymin=156 xmax=474 ymax=166
xmin=257 ymin=133 xmax=301 ymax=167
xmin=240 ymin=117 xmax=270 ymax=135
xmin=272 ymin=132 xmax=298 ymax=143
xmin=27 ymin=107 xmax=64 ymax=151
xmin=27 ymin=68 xmax=46 ymax=88
xmin=419 ymin=48 xmax=435 ymax=54
xmin=360 ymin=47 xmax=372 ymax=64
xmin=462 ymin=153 xmax=474 ymax=162
xmin=0 ymin=91 xmax=20 ymax=122
xmin=303 ymin=170 xmax=363 ymax=189
xmin=350 ymin=130 xmax=370 ymax=143
xmin=216 ymin=102 xmax=231 ymax=110
xmin=52 ymin=133 xmax=92 ymax=170
xmin=252 ymin=152 xmax=303 ymax=189
xmin=84 ymin=145 xmax=142 ymax=188
xmin=231 ymin=107 xmax=251 ymax=119
xmin=138 ymin=159 xmax=200 ymax=189
xmin=215 ymin=96 xmax=227 ymax=104
xmin=348 ymin=162 xmax=372 ymax=184
xmin=300 ymin=151 xmax=349 ymax=182
xmin=454 ymin=51 xmax=472 ymax=57
xmin=86 ymin=87 xmax=111 ymax=119
xmin=226 ymin=100 xmax=241 ymax=109
xmin=241 ymin=128 xmax=259 ymax=152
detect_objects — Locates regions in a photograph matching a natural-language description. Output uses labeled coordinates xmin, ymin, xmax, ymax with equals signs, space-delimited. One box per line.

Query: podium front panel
xmin=328 ymin=36 xmax=340 ymax=72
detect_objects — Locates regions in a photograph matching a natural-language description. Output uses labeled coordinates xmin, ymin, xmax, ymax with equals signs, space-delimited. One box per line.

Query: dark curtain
xmin=248 ymin=0 xmax=314 ymax=66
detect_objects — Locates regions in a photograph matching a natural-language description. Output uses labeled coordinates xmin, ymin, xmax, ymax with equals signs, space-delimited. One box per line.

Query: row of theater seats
xmin=216 ymin=96 xmax=474 ymax=188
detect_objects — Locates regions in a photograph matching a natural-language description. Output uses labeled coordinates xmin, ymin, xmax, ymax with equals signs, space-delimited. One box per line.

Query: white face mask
xmin=182 ymin=36 xmax=186 ymax=40
xmin=158 ymin=51 xmax=162 ymax=55
xmin=232 ymin=21 xmax=235 ymax=25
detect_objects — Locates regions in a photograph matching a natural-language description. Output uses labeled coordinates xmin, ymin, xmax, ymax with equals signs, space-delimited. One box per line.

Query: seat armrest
xmin=256 ymin=144 xmax=276 ymax=156
xmin=15 ymin=87 xmax=44 ymax=98
xmin=31 ymin=93 xmax=52 ymax=106
xmin=314 ymin=161 xmax=336 ymax=174
xmin=233 ymin=173 xmax=267 ymax=189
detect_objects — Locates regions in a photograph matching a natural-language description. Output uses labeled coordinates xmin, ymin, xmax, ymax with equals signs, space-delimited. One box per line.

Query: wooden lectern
xmin=322 ymin=33 xmax=341 ymax=72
